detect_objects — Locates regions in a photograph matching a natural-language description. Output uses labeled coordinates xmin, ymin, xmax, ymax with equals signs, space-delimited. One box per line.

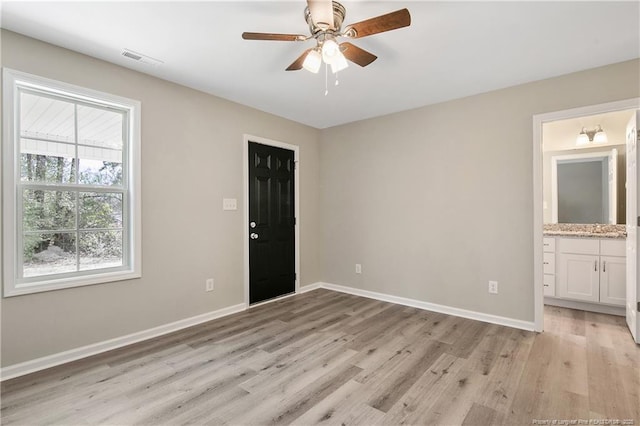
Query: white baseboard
xmin=0 ymin=303 xmax=246 ymax=382
xmin=299 ymin=282 xmax=321 ymax=293
xmin=544 ymin=296 xmax=625 ymax=317
xmin=315 ymin=282 xmax=536 ymax=332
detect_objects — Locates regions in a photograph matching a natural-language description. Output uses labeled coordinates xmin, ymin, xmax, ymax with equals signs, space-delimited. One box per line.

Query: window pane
xmin=79 ymin=192 xmax=123 ymax=229
xmin=78 ymin=105 xmax=123 ymax=150
xmin=23 ymin=232 xmax=77 ymax=277
xmin=20 ymin=92 xmax=75 ymax=143
xmin=79 ymin=230 xmax=123 ymax=271
xmin=23 ymin=189 xmax=76 ymax=231
xmin=78 ymin=156 xmax=123 ymax=186
xmin=20 ymin=150 xmax=76 ymax=184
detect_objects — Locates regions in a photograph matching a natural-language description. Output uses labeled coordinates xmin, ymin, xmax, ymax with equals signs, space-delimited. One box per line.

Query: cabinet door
xmin=557 ymin=253 xmax=600 ymax=302
xmin=543 ymin=274 xmax=555 ymax=297
xmin=543 ymin=252 xmax=555 ymax=274
xmin=543 ymin=237 xmax=556 ymax=253
xmin=600 ymin=256 xmax=626 ymax=306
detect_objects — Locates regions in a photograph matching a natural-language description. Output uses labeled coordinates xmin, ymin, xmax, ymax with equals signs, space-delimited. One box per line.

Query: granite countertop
xmin=543 ymin=223 xmax=627 ymax=239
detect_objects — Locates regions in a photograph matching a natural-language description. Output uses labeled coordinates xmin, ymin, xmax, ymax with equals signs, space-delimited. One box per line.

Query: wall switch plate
xmin=488 ymin=280 xmax=498 ymax=294
xmin=206 ymin=278 xmax=214 ymax=292
xmin=223 ymin=198 xmax=237 ymax=211
xmin=355 ymin=264 xmax=362 ymax=274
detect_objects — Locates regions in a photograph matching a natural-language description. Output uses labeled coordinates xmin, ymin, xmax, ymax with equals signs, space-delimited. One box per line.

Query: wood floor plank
xmin=507 ymin=332 xmax=562 ymax=424
xmin=586 ymin=342 xmax=636 ymax=419
xmin=476 ymin=328 xmax=535 ymax=415
xmin=292 ymin=379 xmax=386 ymax=426
xmin=239 ymin=332 xmax=356 ymax=395
xmin=382 ymin=352 xmax=466 ymax=424
xmin=232 ymin=363 xmax=362 ymax=425
xmin=364 ymin=339 xmax=449 ymax=412
xmin=259 ymin=313 xmax=351 ymax=353
xmin=2 ymin=289 xmax=638 ymax=426
xmin=410 ymin=369 xmax=489 ymax=425
xmin=462 ymin=402 xmax=502 ymax=426
xmin=462 ymin=323 xmax=510 ymax=377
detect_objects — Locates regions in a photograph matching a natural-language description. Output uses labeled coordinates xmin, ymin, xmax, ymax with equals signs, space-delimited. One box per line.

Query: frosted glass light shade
xmin=576 ymin=131 xmax=590 ymax=146
xmin=593 ymin=127 xmax=608 ymax=144
xmin=330 ymin=52 xmax=349 ymax=73
xmin=303 ymin=49 xmax=322 ymax=73
xmin=322 ymin=39 xmax=340 ymax=64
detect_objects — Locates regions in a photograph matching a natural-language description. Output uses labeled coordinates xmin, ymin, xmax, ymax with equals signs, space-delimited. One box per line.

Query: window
xmin=2 ymin=69 xmax=141 ymax=296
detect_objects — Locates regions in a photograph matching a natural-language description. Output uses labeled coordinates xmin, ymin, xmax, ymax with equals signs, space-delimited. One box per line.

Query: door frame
xmin=532 ymin=97 xmax=640 ymax=332
xmin=243 ymin=134 xmax=300 ymax=307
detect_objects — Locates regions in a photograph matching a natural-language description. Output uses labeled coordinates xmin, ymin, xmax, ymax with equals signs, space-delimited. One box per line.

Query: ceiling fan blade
xmin=307 ymin=0 xmax=334 ymax=29
xmin=242 ymin=32 xmax=306 ymax=42
xmin=343 ymin=8 xmax=411 ymax=39
xmin=340 ymin=42 xmax=377 ymax=67
xmin=286 ymin=49 xmax=313 ymax=71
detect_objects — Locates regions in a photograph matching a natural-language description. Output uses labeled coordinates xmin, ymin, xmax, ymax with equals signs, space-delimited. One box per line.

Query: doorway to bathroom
xmin=533 ymin=99 xmax=640 ymax=343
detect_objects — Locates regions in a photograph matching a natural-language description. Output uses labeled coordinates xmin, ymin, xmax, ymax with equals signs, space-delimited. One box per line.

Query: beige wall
xmin=319 ymin=59 xmax=639 ymax=322
xmin=0 ymin=30 xmax=322 ymax=366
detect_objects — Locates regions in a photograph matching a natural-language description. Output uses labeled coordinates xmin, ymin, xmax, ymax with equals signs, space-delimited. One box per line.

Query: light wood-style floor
xmin=1 ymin=289 xmax=638 ymax=425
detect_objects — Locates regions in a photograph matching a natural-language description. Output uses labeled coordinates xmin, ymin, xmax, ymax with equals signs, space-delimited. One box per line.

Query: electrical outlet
xmin=355 ymin=264 xmax=362 ymax=274
xmin=206 ymin=278 xmax=214 ymax=292
xmin=488 ymin=280 xmax=498 ymax=294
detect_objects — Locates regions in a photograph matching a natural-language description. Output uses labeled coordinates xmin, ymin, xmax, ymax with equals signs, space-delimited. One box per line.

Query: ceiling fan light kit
xmin=241 ymin=0 xmax=411 ymax=77
xmin=303 ymin=48 xmax=322 ymax=73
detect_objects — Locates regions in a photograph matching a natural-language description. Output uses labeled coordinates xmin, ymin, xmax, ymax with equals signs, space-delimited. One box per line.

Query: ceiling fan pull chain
xmin=324 ymin=63 xmax=329 ymax=96
xmin=335 ymin=71 xmax=339 ymax=86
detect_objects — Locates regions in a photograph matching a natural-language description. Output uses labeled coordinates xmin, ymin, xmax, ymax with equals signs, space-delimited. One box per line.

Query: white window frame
xmin=2 ymin=68 xmax=141 ymax=297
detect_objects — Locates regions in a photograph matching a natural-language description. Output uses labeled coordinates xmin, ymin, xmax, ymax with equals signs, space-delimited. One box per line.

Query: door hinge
xmin=293 ymin=217 xmax=296 ymax=225
xmin=294 ymin=273 xmax=297 ymax=281
xmin=637 ymin=216 xmax=640 ymax=227
xmin=294 ymin=161 xmax=298 ymax=170
xmin=637 ymin=301 xmax=640 ymax=312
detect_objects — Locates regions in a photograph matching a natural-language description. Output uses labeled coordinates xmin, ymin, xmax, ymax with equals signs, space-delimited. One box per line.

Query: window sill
xmin=4 ymin=269 xmax=141 ymax=297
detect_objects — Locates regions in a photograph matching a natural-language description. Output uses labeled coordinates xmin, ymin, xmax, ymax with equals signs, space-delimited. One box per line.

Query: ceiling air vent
xmin=121 ymin=49 xmax=164 ymax=66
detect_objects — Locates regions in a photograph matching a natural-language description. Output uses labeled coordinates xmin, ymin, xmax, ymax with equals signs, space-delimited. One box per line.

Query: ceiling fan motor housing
xmin=305 ymin=1 xmax=346 ymax=34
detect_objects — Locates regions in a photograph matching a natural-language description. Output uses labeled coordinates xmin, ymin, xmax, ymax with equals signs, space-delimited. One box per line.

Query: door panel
xmin=249 ymin=142 xmax=295 ymax=304
xmin=626 ymin=111 xmax=639 ymax=342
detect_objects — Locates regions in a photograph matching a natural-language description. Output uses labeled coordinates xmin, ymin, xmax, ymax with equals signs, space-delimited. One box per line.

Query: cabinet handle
xmin=594 ymin=260 xmax=597 ymax=271
xmin=603 ymin=261 xmax=606 ymax=272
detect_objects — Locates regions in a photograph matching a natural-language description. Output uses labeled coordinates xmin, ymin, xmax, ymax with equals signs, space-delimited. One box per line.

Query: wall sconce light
xmin=576 ymin=125 xmax=607 ymax=146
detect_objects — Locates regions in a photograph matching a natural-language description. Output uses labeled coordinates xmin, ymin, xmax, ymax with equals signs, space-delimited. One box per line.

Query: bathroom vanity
xmin=543 ymin=223 xmax=626 ymax=315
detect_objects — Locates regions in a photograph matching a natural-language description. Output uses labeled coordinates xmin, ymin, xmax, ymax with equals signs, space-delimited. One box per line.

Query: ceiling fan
xmin=241 ymin=1 xmax=411 ymax=74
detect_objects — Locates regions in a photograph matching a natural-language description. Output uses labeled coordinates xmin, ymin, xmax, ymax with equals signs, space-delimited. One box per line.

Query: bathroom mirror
xmin=550 ymin=149 xmax=618 ymax=224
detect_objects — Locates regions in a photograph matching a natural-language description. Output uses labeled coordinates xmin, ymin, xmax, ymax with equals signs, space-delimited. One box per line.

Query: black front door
xmin=248 ymin=141 xmax=295 ymax=304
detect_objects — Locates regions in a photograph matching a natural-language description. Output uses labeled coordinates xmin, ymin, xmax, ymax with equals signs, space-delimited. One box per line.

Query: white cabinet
xmin=543 ymin=237 xmax=556 ymax=296
xmin=599 ymin=256 xmax=626 ymax=306
xmin=555 ymin=238 xmax=626 ymax=306
xmin=557 ymin=253 xmax=600 ymax=302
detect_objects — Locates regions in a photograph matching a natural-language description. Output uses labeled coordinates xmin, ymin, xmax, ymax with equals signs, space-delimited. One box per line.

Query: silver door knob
xmin=250 ymin=233 xmax=259 ymax=240
xmin=250 ymin=222 xmax=256 ymax=228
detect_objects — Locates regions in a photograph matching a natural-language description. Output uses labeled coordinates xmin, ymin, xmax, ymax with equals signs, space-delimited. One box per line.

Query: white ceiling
xmin=2 ymin=1 xmax=639 ymax=129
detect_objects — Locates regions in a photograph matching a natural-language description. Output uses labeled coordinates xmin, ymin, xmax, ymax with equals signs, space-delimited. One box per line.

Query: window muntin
xmin=3 ymin=69 xmax=141 ymax=296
